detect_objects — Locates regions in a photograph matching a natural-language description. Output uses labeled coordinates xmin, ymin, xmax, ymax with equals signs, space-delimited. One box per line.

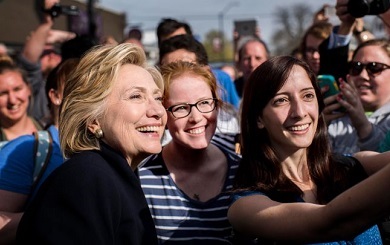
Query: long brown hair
xmin=234 ymin=55 xmax=349 ymax=204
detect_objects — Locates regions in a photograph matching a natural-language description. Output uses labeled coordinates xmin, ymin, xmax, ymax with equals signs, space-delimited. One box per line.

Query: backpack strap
xmin=0 ymin=141 xmax=8 ymax=149
xmin=31 ymin=130 xmax=53 ymax=191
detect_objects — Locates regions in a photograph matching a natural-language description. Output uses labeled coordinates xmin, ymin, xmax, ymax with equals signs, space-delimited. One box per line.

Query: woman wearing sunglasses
xmin=138 ymin=61 xmax=241 ymax=244
xmin=327 ymin=38 xmax=390 ymax=155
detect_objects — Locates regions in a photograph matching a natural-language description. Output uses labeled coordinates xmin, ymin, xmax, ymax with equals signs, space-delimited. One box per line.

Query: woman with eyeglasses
xmin=327 ymin=38 xmax=390 ymax=155
xmin=138 ymin=61 xmax=241 ymax=244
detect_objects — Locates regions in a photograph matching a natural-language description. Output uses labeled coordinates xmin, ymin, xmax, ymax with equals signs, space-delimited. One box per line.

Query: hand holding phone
xmin=317 ymin=74 xmax=345 ymax=113
xmin=318 ymin=75 xmax=339 ymax=98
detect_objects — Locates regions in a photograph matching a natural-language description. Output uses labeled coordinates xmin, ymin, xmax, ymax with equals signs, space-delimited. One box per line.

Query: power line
xmin=128 ymin=13 xmax=274 ymax=21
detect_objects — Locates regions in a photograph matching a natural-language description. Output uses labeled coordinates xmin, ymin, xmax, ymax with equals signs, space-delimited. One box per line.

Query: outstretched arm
xmin=21 ymin=10 xmax=54 ymax=64
xmin=228 ymin=163 xmax=390 ymax=243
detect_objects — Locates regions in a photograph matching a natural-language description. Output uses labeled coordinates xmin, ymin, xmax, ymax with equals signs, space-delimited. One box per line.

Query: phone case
xmin=317 ymin=74 xmax=339 ymax=98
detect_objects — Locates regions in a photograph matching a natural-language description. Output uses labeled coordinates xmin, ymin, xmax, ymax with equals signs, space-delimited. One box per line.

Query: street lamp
xmin=218 ymin=1 xmax=239 ymax=62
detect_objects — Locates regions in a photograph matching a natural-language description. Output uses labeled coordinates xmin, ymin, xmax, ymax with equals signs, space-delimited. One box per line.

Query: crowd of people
xmin=1 ymin=0 xmax=390 ymax=244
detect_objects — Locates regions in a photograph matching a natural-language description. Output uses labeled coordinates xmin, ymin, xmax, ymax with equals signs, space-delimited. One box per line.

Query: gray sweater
xmin=328 ymin=102 xmax=390 ymax=154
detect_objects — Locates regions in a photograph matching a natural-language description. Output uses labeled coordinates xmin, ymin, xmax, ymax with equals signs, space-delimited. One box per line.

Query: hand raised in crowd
xmin=337 ymin=75 xmax=372 ymax=139
xmin=335 ymin=0 xmax=356 ymax=34
xmin=312 ymin=4 xmax=329 ymax=23
xmin=321 ymin=86 xmax=345 ymax=125
xmin=321 ymin=93 xmax=345 ymax=125
xmin=46 ymin=30 xmax=76 ymax=44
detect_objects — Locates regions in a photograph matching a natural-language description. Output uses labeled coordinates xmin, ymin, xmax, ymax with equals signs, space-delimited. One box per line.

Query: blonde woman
xmin=16 ymin=43 xmax=167 ymax=244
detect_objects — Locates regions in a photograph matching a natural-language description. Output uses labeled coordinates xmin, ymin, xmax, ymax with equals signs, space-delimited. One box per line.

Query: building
xmin=0 ymin=0 xmax=126 ymax=55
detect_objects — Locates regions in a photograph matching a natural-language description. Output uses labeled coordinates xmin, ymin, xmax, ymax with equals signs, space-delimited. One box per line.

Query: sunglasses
xmin=349 ymin=61 xmax=390 ymax=76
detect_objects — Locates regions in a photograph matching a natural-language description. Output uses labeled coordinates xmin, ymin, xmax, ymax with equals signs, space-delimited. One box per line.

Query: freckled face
xmin=0 ymin=70 xmax=31 ymax=125
xmin=99 ymin=64 xmax=167 ymax=163
xmin=259 ymin=65 xmax=318 ymax=154
xmin=165 ymin=74 xmax=217 ymax=150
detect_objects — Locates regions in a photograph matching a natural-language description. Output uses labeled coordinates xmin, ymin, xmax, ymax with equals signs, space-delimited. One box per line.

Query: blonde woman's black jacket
xmin=16 ymin=142 xmax=157 ymax=245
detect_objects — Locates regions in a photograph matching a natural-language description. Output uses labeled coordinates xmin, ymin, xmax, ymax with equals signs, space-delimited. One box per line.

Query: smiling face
xmin=258 ymin=65 xmax=318 ymax=154
xmin=97 ymin=64 xmax=167 ymax=164
xmin=351 ymin=45 xmax=390 ymax=111
xmin=0 ymin=70 xmax=31 ymax=126
xmin=165 ymin=73 xmax=217 ymax=150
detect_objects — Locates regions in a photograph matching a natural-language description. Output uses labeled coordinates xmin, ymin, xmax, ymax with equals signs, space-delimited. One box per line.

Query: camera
xmin=42 ymin=3 xmax=80 ymax=18
xmin=348 ymin=0 xmax=390 ymax=18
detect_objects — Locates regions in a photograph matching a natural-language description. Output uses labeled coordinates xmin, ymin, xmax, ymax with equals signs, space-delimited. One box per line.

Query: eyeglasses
xmin=349 ymin=61 xmax=390 ymax=76
xmin=166 ymin=98 xmax=218 ymax=119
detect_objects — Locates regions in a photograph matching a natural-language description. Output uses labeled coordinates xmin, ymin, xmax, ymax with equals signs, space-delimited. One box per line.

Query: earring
xmin=94 ymin=128 xmax=103 ymax=139
xmin=56 ymin=99 xmax=61 ymax=105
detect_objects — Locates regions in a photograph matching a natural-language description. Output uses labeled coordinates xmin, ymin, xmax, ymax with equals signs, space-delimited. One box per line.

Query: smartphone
xmin=317 ymin=74 xmax=345 ymax=112
xmin=234 ymin=20 xmax=257 ymax=37
xmin=317 ymin=74 xmax=339 ymax=98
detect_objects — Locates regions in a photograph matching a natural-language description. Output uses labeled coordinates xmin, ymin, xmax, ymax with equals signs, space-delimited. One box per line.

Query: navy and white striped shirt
xmin=139 ymin=134 xmax=240 ymax=244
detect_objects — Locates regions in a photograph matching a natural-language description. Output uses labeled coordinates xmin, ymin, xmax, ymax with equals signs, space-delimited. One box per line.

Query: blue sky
xmin=98 ymin=0 xmax=335 ymax=46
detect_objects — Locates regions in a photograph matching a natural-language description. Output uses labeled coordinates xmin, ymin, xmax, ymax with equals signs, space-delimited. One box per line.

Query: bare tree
xmin=271 ymin=3 xmax=314 ymax=55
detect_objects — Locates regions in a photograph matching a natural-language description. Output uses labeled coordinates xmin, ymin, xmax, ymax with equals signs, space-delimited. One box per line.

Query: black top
xmin=16 ymin=142 xmax=158 ymax=245
xmin=234 ymin=76 xmax=245 ymax=98
xmin=318 ymin=36 xmax=350 ymax=81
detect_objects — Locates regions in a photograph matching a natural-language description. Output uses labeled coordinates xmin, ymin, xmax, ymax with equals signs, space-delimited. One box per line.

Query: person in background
xmin=0 ymin=56 xmax=43 ymax=141
xmin=234 ymin=36 xmax=269 ymax=99
xmin=16 ymin=43 xmax=166 ymax=244
xmin=228 ymin=55 xmax=390 ymax=244
xmin=320 ymin=0 xmax=390 ymax=155
xmin=300 ymin=21 xmax=333 ymax=76
xmin=327 ymin=39 xmax=390 ymax=155
xmin=122 ymin=27 xmax=144 ymax=50
xmin=17 ymin=0 xmax=75 ymax=125
xmin=158 ymin=34 xmax=240 ymax=137
xmin=139 ymin=61 xmax=241 ymax=244
xmin=0 ymin=58 xmax=78 ymax=244
xmin=156 ymin=18 xmax=193 ymax=48
xmin=156 ymin=18 xmax=240 ymax=110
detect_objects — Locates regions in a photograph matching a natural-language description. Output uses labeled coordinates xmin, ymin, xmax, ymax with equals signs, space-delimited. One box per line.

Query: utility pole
xmin=218 ymin=2 xmax=239 ymax=62
xmin=87 ymin=0 xmax=97 ymax=43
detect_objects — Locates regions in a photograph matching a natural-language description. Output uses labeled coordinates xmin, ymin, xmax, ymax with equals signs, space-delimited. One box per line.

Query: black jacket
xmin=17 ymin=142 xmax=157 ymax=245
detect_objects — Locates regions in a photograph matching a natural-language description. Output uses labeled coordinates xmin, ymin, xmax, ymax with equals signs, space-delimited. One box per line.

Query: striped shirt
xmin=139 ymin=134 xmax=240 ymax=244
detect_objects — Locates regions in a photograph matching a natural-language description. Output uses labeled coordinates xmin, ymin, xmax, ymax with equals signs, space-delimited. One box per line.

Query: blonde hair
xmin=59 ymin=43 xmax=163 ymax=158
